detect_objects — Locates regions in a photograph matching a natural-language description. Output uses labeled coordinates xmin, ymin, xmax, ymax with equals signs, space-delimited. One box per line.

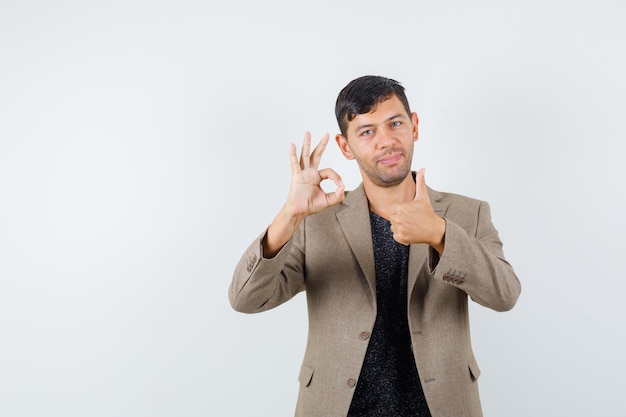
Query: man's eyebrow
xmin=354 ymin=114 xmax=406 ymax=132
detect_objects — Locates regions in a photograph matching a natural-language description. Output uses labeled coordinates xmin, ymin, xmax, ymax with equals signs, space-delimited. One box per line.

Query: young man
xmin=229 ymin=75 xmax=521 ymax=417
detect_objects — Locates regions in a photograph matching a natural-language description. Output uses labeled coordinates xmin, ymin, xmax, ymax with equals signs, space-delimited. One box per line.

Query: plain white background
xmin=1 ymin=0 xmax=625 ymax=415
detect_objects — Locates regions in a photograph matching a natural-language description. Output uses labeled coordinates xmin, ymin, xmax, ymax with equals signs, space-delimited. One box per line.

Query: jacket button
xmin=359 ymin=331 xmax=370 ymax=340
xmin=347 ymin=378 xmax=356 ymax=388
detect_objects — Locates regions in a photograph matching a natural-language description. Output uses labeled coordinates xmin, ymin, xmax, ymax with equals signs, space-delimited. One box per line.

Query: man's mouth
xmin=378 ymin=153 xmax=402 ymax=165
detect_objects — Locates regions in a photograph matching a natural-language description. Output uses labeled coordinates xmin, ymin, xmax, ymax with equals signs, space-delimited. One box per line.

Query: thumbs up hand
xmin=389 ymin=168 xmax=446 ymax=253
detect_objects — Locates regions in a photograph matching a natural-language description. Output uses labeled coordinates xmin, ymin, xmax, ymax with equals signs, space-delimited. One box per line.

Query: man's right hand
xmin=285 ymin=132 xmax=345 ymax=218
xmin=263 ymin=132 xmax=344 ymax=257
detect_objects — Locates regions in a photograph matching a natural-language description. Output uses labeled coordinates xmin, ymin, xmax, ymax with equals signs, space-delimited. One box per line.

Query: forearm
xmin=229 ymin=230 xmax=305 ymax=313
xmin=433 ymin=206 xmax=521 ymax=312
xmin=263 ymin=207 xmax=305 ymax=258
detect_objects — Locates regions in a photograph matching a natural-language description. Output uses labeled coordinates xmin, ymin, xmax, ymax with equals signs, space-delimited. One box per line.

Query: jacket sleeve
xmin=228 ymin=228 xmax=306 ymax=314
xmin=433 ymin=201 xmax=521 ymax=312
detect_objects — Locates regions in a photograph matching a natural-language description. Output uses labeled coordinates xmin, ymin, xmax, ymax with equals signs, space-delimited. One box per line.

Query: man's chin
xmin=370 ymin=169 xmax=410 ymax=187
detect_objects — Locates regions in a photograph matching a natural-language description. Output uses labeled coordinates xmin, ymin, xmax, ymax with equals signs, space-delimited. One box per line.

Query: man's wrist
xmin=430 ymin=217 xmax=446 ymax=255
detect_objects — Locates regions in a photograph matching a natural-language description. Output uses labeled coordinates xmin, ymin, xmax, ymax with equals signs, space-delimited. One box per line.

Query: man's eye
xmin=391 ymin=121 xmax=401 ymax=127
xmin=361 ymin=129 xmax=373 ymax=137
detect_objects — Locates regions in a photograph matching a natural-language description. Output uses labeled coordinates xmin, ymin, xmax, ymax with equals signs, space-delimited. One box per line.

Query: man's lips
xmin=378 ymin=153 xmax=403 ymax=165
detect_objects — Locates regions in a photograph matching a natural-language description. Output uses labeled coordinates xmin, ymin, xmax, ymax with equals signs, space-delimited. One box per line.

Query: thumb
xmin=413 ymin=168 xmax=428 ymax=200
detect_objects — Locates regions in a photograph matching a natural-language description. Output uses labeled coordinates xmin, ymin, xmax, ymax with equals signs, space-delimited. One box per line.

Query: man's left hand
xmin=390 ymin=168 xmax=446 ymax=253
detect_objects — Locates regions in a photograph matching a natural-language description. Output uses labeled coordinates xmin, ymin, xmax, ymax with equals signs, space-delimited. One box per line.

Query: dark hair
xmin=335 ymin=75 xmax=412 ymax=137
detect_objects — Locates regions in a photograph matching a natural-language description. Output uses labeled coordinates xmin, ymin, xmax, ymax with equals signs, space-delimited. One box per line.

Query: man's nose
xmin=377 ymin=127 xmax=394 ymax=147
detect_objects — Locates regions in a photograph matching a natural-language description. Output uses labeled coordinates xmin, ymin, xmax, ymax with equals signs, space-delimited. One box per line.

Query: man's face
xmin=336 ymin=94 xmax=419 ymax=187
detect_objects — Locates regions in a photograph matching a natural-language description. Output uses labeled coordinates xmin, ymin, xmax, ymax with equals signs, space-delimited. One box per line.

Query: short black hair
xmin=335 ymin=75 xmax=412 ymax=137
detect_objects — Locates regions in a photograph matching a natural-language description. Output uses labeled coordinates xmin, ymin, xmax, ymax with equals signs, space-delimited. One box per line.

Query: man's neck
xmin=363 ymin=173 xmax=415 ymax=220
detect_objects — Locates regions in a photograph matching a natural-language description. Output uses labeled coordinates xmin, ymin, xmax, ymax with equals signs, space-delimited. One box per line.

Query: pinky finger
xmin=289 ymin=143 xmax=300 ymax=173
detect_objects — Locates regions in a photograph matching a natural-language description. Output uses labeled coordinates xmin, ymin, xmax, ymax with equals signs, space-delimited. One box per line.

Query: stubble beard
xmin=357 ymin=149 xmax=413 ymax=188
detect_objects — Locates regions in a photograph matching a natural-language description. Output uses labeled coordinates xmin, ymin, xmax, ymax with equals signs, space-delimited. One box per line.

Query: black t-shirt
xmin=347 ymin=211 xmax=431 ymax=417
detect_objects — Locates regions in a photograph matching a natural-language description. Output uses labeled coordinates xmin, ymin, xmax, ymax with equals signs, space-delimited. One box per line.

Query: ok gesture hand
xmin=264 ymin=133 xmax=344 ymax=257
xmin=286 ymin=132 xmax=345 ymax=218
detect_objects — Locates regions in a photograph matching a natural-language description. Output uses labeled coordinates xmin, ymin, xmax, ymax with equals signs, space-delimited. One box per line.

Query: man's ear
xmin=412 ymin=112 xmax=419 ymax=143
xmin=335 ymin=134 xmax=355 ymax=160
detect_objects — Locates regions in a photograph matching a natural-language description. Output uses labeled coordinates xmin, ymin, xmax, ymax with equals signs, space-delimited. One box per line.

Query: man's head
xmin=335 ymin=75 xmax=412 ymax=138
xmin=334 ymin=75 xmax=418 ymax=188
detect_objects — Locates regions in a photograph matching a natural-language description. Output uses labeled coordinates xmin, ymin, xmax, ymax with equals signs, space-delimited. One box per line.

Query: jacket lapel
xmin=336 ymin=184 xmax=377 ymax=295
xmin=336 ymin=184 xmax=449 ymax=296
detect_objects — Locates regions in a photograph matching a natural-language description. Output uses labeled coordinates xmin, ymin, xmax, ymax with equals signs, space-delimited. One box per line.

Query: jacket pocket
xmin=298 ymin=364 xmax=314 ymax=387
xmin=468 ymin=355 xmax=481 ymax=381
